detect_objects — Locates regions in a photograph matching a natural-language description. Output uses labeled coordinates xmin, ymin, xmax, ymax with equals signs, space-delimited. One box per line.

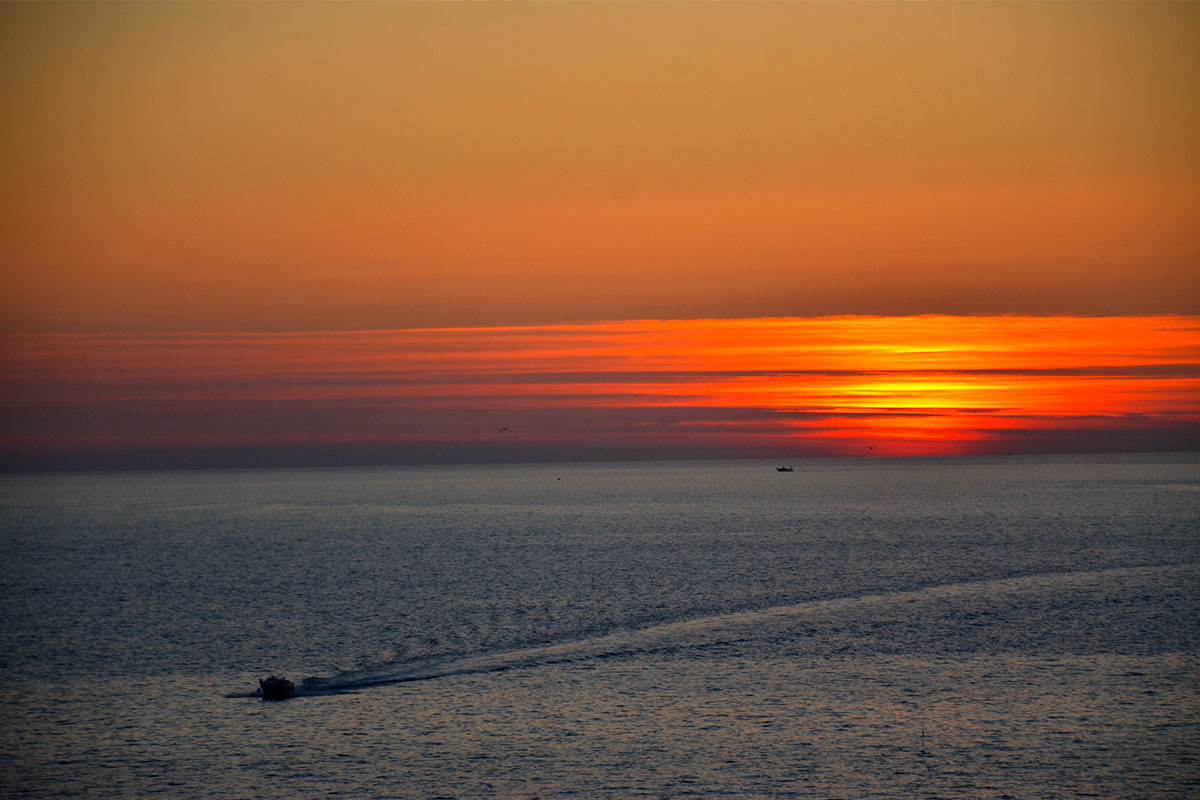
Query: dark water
xmin=1 ymin=454 xmax=1197 ymax=798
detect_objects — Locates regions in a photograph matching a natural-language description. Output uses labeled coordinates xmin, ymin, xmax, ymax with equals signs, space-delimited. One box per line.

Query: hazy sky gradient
xmin=3 ymin=2 xmax=1198 ymax=333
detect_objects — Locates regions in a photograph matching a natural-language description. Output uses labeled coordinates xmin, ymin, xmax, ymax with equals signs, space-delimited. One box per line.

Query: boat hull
xmin=259 ymin=676 xmax=296 ymax=700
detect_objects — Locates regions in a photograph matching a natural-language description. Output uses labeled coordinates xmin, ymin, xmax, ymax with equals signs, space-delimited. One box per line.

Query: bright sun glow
xmin=2 ymin=315 xmax=1196 ymax=466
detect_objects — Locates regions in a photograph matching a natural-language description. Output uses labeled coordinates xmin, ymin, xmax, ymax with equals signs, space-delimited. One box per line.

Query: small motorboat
xmin=776 ymin=466 xmax=794 ymax=472
xmin=259 ymin=675 xmax=296 ymax=700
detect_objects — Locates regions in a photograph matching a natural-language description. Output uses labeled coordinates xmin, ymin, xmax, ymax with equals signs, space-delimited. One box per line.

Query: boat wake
xmin=230 ymin=562 xmax=1195 ymax=700
xmin=231 ymin=627 xmax=704 ymax=700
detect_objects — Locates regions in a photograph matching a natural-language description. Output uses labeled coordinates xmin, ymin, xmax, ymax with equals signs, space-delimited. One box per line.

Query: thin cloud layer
xmin=2 ymin=316 xmax=1196 ymax=470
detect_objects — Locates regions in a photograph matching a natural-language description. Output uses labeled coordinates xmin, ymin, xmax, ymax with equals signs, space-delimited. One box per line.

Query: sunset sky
xmin=1 ymin=2 xmax=1197 ymax=469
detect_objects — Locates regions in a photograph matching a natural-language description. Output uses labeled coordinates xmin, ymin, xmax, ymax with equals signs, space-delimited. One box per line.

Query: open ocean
xmin=1 ymin=454 xmax=1197 ymax=799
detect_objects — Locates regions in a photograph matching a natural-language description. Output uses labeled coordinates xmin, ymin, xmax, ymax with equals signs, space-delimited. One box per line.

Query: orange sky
xmin=2 ymin=2 xmax=1198 ymax=332
xmin=1 ymin=4 xmax=1198 ymax=467
xmin=2 ymin=316 xmax=1196 ymax=469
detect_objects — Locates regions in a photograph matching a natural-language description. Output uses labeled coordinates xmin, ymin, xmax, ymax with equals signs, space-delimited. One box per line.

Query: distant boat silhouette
xmin=776 ymin=466 xmax=794 ymax=472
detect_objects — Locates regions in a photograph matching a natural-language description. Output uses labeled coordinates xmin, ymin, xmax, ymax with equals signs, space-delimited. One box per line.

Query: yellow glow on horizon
xmin=1 ymin=315 xmax=1196 ymax=464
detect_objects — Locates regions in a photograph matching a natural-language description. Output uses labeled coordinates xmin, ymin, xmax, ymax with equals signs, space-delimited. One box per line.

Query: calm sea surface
xmin=1 ymin=454 xmax=1197 ymax=798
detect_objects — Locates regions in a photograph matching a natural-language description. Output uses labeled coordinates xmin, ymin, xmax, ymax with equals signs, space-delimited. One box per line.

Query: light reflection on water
xmin=1 ymin=454 xmax=1198 ymax=798
xmin=17 ymin=652 xmax=1192 ymax=799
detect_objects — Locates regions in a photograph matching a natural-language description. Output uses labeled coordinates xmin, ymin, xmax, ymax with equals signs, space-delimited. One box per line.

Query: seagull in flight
xmin=497 ymin=427 xmax=510 ymax=434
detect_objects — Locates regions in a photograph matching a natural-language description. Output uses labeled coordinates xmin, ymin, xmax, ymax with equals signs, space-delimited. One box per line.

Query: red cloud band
xmin=2 ymin=315 xmax=1197 ymax=468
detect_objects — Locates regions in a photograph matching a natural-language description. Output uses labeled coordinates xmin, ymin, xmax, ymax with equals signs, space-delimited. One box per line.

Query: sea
xmin=1 ymin=454 xmax=1197 ymax=799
